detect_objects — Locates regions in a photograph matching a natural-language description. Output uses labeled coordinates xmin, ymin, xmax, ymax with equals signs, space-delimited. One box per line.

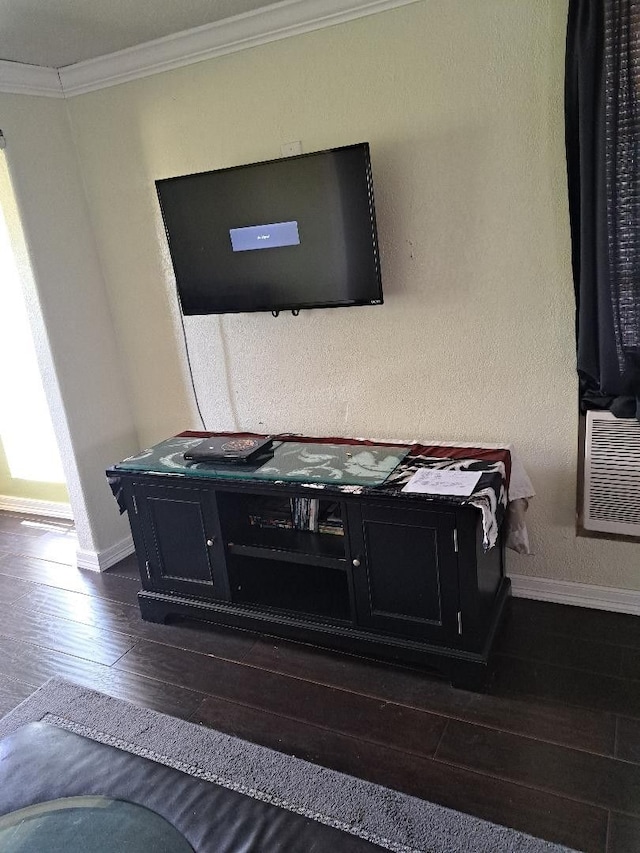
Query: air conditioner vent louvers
xmin=584 ymin=411 xmax=640 ymax=535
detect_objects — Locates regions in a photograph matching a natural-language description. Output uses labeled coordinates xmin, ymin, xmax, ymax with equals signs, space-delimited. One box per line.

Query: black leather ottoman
xmin=0 ymin=723 xmax=384 ymax=852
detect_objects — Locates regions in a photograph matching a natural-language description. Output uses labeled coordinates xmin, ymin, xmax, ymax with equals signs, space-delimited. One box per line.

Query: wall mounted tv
xmin=156 ymin=142 xmax=383 ymax=316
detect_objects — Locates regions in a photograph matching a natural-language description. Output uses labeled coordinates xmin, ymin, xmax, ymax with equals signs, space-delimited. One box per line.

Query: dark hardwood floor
xmin=0 ymin=509 xmax=638 ymax=852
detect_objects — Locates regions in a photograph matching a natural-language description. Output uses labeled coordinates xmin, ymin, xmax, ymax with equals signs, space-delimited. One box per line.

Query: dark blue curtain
xmin=566 ymin=0 xmax=640 ymax=418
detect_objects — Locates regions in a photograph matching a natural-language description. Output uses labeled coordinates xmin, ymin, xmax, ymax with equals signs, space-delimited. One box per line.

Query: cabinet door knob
xmin=207 ymin=538 xmax=215 ymax=547
xmin=352 ymin=558 xmax=361 ymax=567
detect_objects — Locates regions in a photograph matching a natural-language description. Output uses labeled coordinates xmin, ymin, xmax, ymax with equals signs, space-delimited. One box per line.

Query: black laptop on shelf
xmin=183 ymin=436 xmax=273 ymax=464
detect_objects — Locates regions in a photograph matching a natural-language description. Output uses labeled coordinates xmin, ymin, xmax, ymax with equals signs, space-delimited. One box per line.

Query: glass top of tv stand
xmin=114 ymin=436 xmax=410 ymax=488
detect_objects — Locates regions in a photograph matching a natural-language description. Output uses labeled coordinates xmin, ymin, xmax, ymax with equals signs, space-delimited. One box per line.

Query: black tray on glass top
xmin=183 ymin=436 xmax=273 ymax=464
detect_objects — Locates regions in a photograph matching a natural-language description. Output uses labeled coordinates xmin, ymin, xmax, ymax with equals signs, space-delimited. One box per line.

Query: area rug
xmin=0 ymin=678 xmax=577 ymax=853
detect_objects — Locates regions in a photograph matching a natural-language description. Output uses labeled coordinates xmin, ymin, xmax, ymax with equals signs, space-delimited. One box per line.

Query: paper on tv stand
xmin=401 ymin=469 xmax=482 ymax=497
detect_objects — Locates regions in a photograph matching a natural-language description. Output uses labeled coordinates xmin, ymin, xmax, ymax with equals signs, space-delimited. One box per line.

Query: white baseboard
xmin=76 ymin=535 xmax=135 ymax=573
xmin=509 ymin=573 xmax=640 ymax=617
xmin=0 ymin=495 xmax=73 ymax=520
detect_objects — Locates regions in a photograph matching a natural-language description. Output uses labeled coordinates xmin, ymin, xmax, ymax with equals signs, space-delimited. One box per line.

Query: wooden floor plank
xmin=0 ymin=513 xmax=73 ymax=537
xmin=492 ymin=654 xmax=640 ymax=719
xmin=193 ymin=695 xmax=608 ymax=853
xmin=607 ymin=813 xmax=640 ymax=853
xmin=0 ymin=530 xmax=77 ymax=565
xmin=81 ymin=668 xmax=207 ymax=720
xmin=115 ymin=638 xmax=448 ymax=757
xmin=495 ymin=618 xmax=623 ymax=677
xmin=507 ymin=599 xmax=640 ymax=652
xmin=0 ymin=633 xmax=118 ymax=688
xmin=0 ymin=675 xmax=36 ymax=717
xmin=13 ymin=585 xmax=259 ymax=660
xmin=463 ymin=689 xmax=616 ymax=757
xmin=436 ymin=718 xmax=640 ymax=815
xmin=0 ymin=553 xmax=139 ymax=605
xmin=115 ymin=635 xmax=464 ymax=713
xmin=104 ymin=553 xmax=139 ymax=579
xmin=615 ymin=717 xmax=640 ymax=763
xmin=0 ymin=632 xmax=203 ymax=720
xmin=0 ymin=573 xmax=37 ymax=607
xmin=0 ymin=604 xmax=137 ymax=666
xmin=0 ymin=514 xmax=51 ymax=537
xmin=621 ymin=648 xmax=640 ymax=681
xmin=244 ymin=637 xmax=617 ymax=755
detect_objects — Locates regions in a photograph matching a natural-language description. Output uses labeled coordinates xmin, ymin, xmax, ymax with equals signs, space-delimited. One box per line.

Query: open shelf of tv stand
xmin=226 ymin=541 xmax=347 ymax=571
xmin=113 ymin=470 xmax=509 ymax=691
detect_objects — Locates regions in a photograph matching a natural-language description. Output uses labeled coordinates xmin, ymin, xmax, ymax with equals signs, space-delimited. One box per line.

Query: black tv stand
xmin=108 ymin=436 xmax=509 ymax=692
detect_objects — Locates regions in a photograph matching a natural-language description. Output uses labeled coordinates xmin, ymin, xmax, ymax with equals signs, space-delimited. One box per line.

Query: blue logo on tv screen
xmin=230 ymin=221 xmax=300 ymax=252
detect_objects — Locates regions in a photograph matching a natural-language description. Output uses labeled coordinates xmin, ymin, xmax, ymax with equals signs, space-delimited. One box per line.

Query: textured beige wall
xmin=0 ymin=154 xmax=70 ymax=506
xmin=64 ymin=0 xmax=640 ymax=588
xmin=0 ymin=93 xmax=137 ymax=553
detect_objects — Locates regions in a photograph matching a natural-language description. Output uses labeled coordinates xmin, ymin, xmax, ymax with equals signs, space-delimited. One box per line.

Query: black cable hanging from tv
xmin=177 ymin=305 xmax=207 ymax=430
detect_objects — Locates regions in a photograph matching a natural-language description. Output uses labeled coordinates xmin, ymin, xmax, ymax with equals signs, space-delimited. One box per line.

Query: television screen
xmin=155 ymin=143 xmax=383 ymax=315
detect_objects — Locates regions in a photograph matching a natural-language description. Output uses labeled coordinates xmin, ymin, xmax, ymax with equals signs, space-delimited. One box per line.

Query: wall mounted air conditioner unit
xmin=583 ymin=410 xmax=640 ymax=536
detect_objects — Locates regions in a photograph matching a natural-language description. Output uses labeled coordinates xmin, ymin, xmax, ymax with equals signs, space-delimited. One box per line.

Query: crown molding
xmin=0 ymin=60 xmax=64 ymax=98
xmin=0 ymin=0 xmax=420 ymax=100
xmin=58 ymin=0 xmax=421 ymax=97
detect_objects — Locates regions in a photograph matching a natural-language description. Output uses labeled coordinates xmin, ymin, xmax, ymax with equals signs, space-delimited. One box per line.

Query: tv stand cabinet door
xmin=132 ymin=482 xmax=229 ymax=600
xmin=347 ymin=502 xmax=460 ymax=643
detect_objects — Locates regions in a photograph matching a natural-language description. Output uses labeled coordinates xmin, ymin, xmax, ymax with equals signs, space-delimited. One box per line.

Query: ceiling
xmin=0 ymin=0 xmax=281 ymax=68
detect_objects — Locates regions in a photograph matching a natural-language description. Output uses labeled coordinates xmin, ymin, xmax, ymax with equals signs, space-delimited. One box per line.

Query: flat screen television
xmin=155 ymin=142 xmax=383 ymax=316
